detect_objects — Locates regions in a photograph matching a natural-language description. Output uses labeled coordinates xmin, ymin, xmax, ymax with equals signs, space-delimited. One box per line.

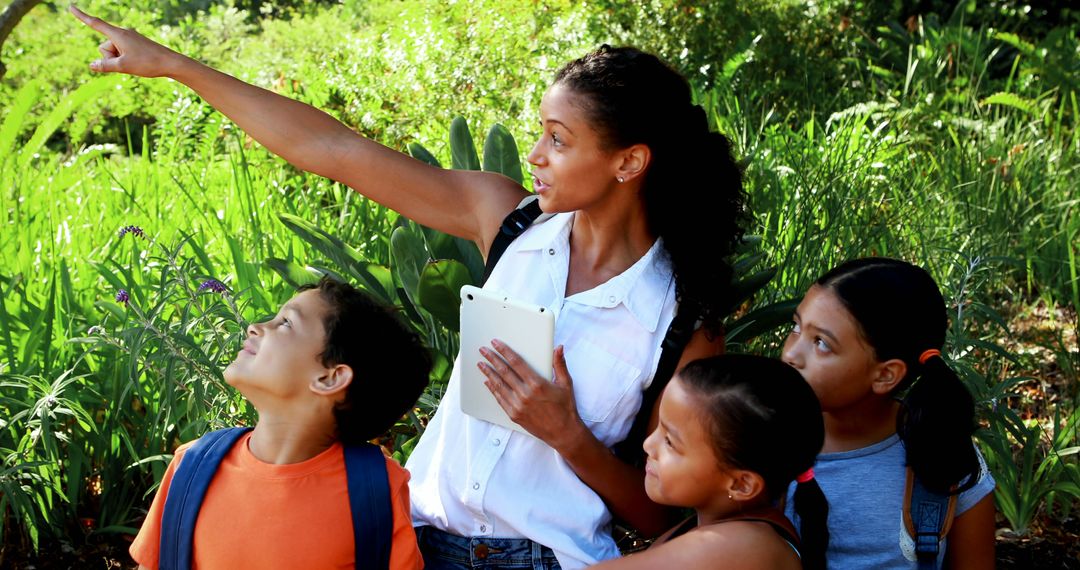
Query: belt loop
xmin=531 ymin=539 xmax=543 ymax=570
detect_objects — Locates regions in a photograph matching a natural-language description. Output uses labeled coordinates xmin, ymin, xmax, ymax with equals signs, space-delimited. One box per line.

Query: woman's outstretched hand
xmin=478 ymin=342 xmax=587 ymax=450
xmin=69 ymin=6 xmax=183 ymax=78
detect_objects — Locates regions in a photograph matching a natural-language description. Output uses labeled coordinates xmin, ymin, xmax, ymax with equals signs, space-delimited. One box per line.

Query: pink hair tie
xmin=795 ymin=468 xmax=815 ymax=484
xmin=918 ymin=349 xmax=941 ymax=364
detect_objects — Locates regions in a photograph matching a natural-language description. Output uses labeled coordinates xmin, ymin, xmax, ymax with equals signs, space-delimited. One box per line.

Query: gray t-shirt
xmin=784 ymin=434 xmax=995 ymax=569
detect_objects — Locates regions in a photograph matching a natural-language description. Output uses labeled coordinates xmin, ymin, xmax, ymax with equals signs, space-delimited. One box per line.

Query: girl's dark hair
xmin=554 ymin=45 xmax=748 ymax=333
xmin=300 ymin=277 xmax=431 ymax=445
xmin=817 ymin=257 xmax=980 ymax=494
xmin=678 ymin=355 xmax=827 ymax=570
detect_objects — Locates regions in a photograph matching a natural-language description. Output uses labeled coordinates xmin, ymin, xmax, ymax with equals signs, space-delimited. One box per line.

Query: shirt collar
xmin=515 ymin=213 xmax=673 ymax=332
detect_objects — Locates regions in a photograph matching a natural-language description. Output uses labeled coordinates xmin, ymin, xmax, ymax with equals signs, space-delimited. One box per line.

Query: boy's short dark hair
xmin=299 ymin=277 xmax=431 ymax=445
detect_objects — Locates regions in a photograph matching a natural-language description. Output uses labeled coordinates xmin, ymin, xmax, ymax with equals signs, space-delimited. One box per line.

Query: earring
xmin=616 ymin=176 xmax=624 ymax=183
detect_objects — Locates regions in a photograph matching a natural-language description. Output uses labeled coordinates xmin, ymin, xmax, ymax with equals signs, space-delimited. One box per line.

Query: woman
xmin=71 ymin=7 xmax=747 ymax=568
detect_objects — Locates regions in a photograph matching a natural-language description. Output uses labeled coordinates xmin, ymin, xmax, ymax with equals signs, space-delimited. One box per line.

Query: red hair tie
xmin=795 ymin=468 xmax=815 ymax=484
xmin=918 ymin=349 xmax=941 ymax=364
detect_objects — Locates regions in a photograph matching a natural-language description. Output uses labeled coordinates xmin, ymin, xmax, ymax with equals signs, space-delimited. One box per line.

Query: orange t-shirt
xmin=130 ymin=432 xmax=422 ymax=570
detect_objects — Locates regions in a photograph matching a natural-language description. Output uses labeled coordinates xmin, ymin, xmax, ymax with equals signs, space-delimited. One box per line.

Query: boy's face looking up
xmin=224 ymin=289 xmax=349 ymax=406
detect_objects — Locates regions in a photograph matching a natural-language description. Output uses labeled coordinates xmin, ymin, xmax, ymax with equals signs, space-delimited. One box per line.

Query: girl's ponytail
xmin=792 ymin=470 xmax=829 ymax=570
xmin=897 ymin=352 xmax=980 ymax=494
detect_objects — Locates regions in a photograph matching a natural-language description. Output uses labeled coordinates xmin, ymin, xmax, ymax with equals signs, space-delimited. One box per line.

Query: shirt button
xmin=473 ymin=482 xmax=481 ymax=490
xmin=492 ymin=438 xmax=501 ymax=446
xmin=480 ymin=525 xmax=487 ymax=532
xmin=608 ymin=295 xmax=616 ymax=303
xmin=548 ymin=248 xmax=555 ymax=255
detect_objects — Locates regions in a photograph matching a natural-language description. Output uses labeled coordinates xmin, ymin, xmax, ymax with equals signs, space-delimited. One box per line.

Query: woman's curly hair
xmin=554 ymin=45 xmax=749 ymax=333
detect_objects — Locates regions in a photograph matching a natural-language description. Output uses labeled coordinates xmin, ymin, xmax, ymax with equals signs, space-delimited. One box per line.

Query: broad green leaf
xmin=278 ymin=213 xmax=395 ymax=301
xmin=419 ymin=226 xmax=484 ymax=284
xmin=279 ymin=212 xmax=366 ymax=271
xmin=482 ymin=123 xmax=523 ymax=184
xmin=354 ymin=262 xmax=396 ymax=304
xmin=450 ymin=116 xmax=481 ymax=171
xmin=94 ymin=300 xmax=127 ymax=323
xmin=391 ymin=225 xmax=428 ymax=307
xmin=417 ymin=260 xmax=472 ymax=331
xmin=733 ymin=252 xmax=766 ymax=278
xmin=264 ymin=258 xmax=321 ymax=288
xmin=725 ymin=299 xmax=799 ymax=345
xmin=408 ymin=142 xmax=442 ymax=168
xmin=727 ymin=267 xmax=778 ymax=312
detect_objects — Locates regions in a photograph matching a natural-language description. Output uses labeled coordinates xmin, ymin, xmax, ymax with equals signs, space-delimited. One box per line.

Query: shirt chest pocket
xmin=564 ymin=339 xmax=644 ymax=428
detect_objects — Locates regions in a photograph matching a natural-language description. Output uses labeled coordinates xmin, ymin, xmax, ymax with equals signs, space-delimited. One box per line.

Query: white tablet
xmin=458 ymin=284 xmax=555 ymax=434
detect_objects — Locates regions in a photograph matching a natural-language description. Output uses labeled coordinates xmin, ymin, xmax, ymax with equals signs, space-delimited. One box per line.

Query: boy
xmin=129 ymin=278 xmax=431 ymax=569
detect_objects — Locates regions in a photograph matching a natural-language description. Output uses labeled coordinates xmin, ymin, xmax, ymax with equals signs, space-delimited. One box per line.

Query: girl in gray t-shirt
xmin=780 ymin=258 xmax=996 ymax=568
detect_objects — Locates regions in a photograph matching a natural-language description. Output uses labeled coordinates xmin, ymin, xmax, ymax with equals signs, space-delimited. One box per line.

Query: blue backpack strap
xmin=159 ymin=427 xmax=251 ymax=570
xmin=903 ymin=467 xmax=957 ymax=570
xmin=344 ymin=443 xmax=393 ymax=570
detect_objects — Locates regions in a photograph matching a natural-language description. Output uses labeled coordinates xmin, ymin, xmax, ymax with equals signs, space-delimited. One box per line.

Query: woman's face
xmin=642 ymin=376 xmax=732 ymax=510
xmin=527 ymin=83 xmax=624 ymax=212
xmin=781 ymin=285 xmax=883 ymax=413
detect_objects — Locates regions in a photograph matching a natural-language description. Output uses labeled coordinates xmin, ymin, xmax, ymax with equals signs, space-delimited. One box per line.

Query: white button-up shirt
xmin=406 ymin=212 xmax=677 ymax=569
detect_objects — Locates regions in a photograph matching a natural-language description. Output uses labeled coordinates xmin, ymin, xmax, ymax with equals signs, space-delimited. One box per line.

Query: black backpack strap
xmin=903 ymin=467 xmax=957 ymax=569
xmin=160 ymin=427 xmax=251 ymax=570
xmin=481 ymin=195 xmax=545 ymax=285
xmin=613 ymin=301 xmax=699 ymax=465
xmin=727 ymin=510 xmax=802 ymax=557
xmin=344 ymin=443 xmax=394 ymax=570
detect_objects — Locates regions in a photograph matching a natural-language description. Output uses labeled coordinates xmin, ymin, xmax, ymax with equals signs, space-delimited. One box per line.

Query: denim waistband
xmin=415 ymin=526 xmax=561 ymax=569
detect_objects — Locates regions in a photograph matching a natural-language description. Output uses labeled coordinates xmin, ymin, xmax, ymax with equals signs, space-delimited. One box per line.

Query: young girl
xmin=782 ymin=257 xmax=997 ymax=568
xmin=588 ymin=355 xmax=828 ymax=570
xmin=70 ymin=7 xmax=747 ymax=568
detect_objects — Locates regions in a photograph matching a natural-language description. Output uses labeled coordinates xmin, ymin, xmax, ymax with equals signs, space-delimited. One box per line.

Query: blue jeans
xmin=415 ymin=526 xmax=562 ymax=570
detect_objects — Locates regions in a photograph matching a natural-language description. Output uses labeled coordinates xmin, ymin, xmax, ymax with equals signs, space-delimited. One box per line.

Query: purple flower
xmin=197 ymin=279 xmax=228 ymax=294
xmin=118 ymin=225 xmax=146 ymax=239
xmin=115 ymin=289 xmax=129 ymax=304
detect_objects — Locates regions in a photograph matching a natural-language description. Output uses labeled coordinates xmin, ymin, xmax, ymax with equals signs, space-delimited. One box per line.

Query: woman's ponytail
xmin=897 ymin=353 xmax=980 ymax=494
xmin=792 ymin=470 xmax=829 ymax=570
xmin=553 ymin=47 xmax=748 ymax=335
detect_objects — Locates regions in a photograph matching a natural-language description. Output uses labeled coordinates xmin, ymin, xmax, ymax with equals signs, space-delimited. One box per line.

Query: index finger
xmin=69 ymin=5 xmax=121 ymax=36
xmin=490 ymin=339 xmax=533 ymax=379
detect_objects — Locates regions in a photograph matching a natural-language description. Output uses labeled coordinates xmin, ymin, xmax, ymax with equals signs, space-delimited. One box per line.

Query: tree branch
xmin=0 ymin=0 xmax=46 ymax=81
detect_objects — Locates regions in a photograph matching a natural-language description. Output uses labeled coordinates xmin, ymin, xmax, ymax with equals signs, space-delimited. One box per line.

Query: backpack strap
xmin=612 ymin=301 xmax=699 ymax=465
xmin=671 ymin=508 xmax=801 ymax=558
xmin=159 ymin=427 xmax=252 ymax=570
xmin=727 ymin=509 xmax=802 ymax=557
xmin=481 ymin=195 xmax=546 ymax=285
xmin=159 ymin=429 xmax=393 ymax=570
xmin=344 ymin=443 xmax=394 ymax=570
xmin=903 ymin=467 xmax=958 ymax=570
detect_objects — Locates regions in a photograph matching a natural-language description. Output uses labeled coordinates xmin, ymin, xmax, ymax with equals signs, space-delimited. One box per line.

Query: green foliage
xmin=0 ymin=0 xmax=1077 ymax=558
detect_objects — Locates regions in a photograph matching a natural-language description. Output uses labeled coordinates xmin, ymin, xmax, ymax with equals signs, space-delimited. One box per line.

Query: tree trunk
xmin=0 ymin=0 xmax=46 ymax=81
